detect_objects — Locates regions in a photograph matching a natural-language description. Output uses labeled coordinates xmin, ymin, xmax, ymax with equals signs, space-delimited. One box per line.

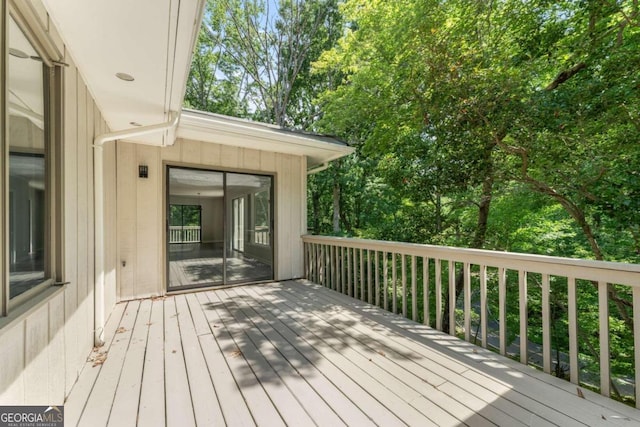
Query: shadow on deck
xmin=64 ymin=280 xmax=640 ymax=426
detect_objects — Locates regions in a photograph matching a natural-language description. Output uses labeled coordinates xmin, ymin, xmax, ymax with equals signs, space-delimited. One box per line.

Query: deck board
xmin=65 ymin=280 xmax=640 ymax=427
xmin=137 ymin=299 xmax=166 ymax=427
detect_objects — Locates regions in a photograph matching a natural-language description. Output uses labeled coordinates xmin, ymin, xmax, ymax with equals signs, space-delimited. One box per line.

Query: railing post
xmin=411 ymin=256 xmax=417 ymax=322
xmin=480 ymin=265 xmax=487 ymax=348
xmin=383 ymin=252 xmax=389 ymax=311
xmin=449 ymin=260 xmax=456 ymax=336
xmin=435 ymin=259 xmax=442 ymax=331
xmin=499 ymin=267 xmax=507 ymax=356
xmin=464 ymin=262 xmax=471 ymax=342
xmin=519 ymin=270 xmax=528 ymax=365
xmin=542 ymin=274 xmax=551 ymax=374
xmin=375 ymin=251 xmax=380 ymax=307
xmin=392 ymin=253 xmax=398 ymax=314
xmin=402 ymin=254 xmax=407 ymax=318
xmin=633 ymin=286 xmax=640 ymax=409
xmin=568 ymin=277 xmax=578 ymax=384
xmin=599 ymin=281 xmax=610 ymax=397
xmin=423 ymin=257 xmax=429 ymax=327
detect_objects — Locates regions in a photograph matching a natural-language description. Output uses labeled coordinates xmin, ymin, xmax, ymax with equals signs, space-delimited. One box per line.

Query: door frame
xmin=164 ymin=164 xmax=275 ymax=292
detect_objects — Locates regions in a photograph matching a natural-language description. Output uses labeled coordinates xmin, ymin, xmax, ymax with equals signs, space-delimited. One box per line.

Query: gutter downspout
xmin=306 ymin=162 xmax=330 ymax=175
xmin=92 ymin=111 xmax=179 ymax=346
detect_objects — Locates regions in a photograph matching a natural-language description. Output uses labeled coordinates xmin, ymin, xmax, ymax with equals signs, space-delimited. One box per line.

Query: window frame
xmin=2 ymin=1 xmax=63 ymax=315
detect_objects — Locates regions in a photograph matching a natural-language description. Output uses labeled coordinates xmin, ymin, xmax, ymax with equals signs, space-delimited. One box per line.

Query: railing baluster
xmin=383 ymin=252 xmax=389 ymax=311
xmin=315 ymin=244 xmax=320 ymax=284
xmin=520 ymin=270 xmax=528 ymax=365
xmin=499 ymin=267 xmax=507 ymax=356
xmin=330 ymin=245 xmax=336 ymax=291
xmin=360 ymin=248 xmax=365 ymax=301
xmin=435 ymin=259 xmax=442 ymax=331
xmin=464 ymin=262 xmax=471 ymax=342
xmin=423 ymin=257 xmax=429 ymax=327
xmin=340 ymin=247 xmax=344 ymax=293
xmin=304 ymin=243 xmax=309 ymax=279
xmin=542 ymin=274 xmax=551 ymax=374
xmin=354 ymin=248 xmax=359 ymax=300
xmin=599 ymin=281 xmax=610 ymax=397
xmin=375 ymin=251 xmax=380 ymax=307
xmin=633 ymin=286 xmax=640 ymax=409
xmin=392 ymin=253 xmax=398 ymax=314
xmin=412 ymin=256 xmax=417 ymax=322
xmin=367 ymin=250 xmax=373 ymax=305
xmin=568 ymin=277 xmax=578 ymax=384
xmin=320 ymin=245 xmax=325 ymax=286
xmin=449 ymin=260 xmax=456 ymax=336
xmin=480 ymin=265 xmax=487 ymax=348
xmin=347 ymin=247 xmax=353 ymax=297
xmin=402 ymin=254 xmax=407 ymax=318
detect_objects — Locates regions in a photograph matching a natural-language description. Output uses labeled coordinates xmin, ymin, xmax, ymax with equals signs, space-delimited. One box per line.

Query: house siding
xmin=116 ymin=138 xmax=307 ymax=300
xmin=0 ymin=2 xmax=115 ymax=404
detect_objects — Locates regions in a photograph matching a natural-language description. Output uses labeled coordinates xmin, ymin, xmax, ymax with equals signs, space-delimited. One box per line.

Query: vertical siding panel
xmin=85 ymin=96 xmax=96 ymax=351
xmin=260 ymin=150 xmax=276 ymax=171
xmin=200 ymin=141 xmax=221 ymax=166
xmin=24 ymin=308 xmax=49 ymax=404
xmin=220 ymin=145 xmax=239 ymax=169
xmin=243 ymin=147 xmax=260 ymax=170
xmin=0 ymin=325 xmax=25 ymax=404
xmin=135 ymin=145 xmax=161 ymax=297
xmin=48 ymin=294 xmax=65 ymax=404
xmin=75 ymin=77 xmax=89 ymax=366
xmin=63 ymin=60 xmax=79 ymax=394
xmin=163 ymin=138 xmax=182 ymax=162
xmin=117 ymin=142 xmax=137 ymax=299
xmin=181 ymin=139 xmax=201 ymax=164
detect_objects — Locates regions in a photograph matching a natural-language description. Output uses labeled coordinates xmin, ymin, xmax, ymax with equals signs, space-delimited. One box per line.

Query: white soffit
xmin=178 ymin=110 xmax=355 ymax=167
xmin=42 ymin=0 xmax=205 ymax=145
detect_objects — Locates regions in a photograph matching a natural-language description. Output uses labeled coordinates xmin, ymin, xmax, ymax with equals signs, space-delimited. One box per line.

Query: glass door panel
xmin=167 ymin=167 xmax=224 ymax=290
xmin=225 ymin=173 xmax=273 ymax=284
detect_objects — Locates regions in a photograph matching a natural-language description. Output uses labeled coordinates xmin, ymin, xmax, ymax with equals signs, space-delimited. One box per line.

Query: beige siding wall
xmin=0 ymin=3 xmax=116 ymax=404
xmin=117 ymin=138 xmax=307 ymax=300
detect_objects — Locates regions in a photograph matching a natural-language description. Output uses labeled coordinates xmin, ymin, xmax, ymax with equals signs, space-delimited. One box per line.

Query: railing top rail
xmin=302 ymin=235 xmax=640 ymax=286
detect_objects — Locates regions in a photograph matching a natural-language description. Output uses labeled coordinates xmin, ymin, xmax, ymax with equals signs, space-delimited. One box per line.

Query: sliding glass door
xmin=167 ymin=167 xmax=273 ymax=290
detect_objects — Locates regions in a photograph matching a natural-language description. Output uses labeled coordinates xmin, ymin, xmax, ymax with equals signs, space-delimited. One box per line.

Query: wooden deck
xmin=64 ymin=280 xmax=640 ymax=426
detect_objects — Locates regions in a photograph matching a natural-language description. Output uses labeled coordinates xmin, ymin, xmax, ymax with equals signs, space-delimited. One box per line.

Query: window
xmin=2 ymin=5 xmax=61 ymax=313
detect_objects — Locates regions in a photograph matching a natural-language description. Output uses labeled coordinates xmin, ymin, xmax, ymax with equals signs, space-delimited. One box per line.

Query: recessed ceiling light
xmin=129 ymin=121 xmax=142 ymax=127
xmin=116 ymin=72 xmax=135 ymax=82
xmin=9 ymin=48 xmax=29 ymax=58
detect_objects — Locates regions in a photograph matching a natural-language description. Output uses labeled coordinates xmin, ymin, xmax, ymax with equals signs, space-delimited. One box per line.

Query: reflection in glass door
xmin=167 ymin=167 xmax=273 ymax=290
xmin=226 ymin=173 xmax=273 ymax=284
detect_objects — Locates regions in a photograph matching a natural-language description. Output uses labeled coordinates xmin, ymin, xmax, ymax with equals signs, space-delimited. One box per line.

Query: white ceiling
xmin=42 ymin=0 xmax=205 ymax=145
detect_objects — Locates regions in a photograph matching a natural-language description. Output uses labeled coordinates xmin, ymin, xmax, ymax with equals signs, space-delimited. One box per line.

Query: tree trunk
xmin=443 ymin=168 xmax=494 ymax=334
xmin=311 ymin=189 xmax=320 ymax=234
xmin=333 ymin=181 xmax=341 ymax=234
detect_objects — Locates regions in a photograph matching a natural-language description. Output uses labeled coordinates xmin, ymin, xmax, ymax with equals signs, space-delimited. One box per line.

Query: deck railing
xmin=169 ymin=226 xmax=201 ymax=243
xmin=302 ymin=234 xmax=640 ymax=407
